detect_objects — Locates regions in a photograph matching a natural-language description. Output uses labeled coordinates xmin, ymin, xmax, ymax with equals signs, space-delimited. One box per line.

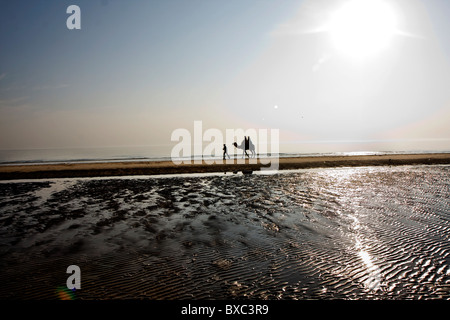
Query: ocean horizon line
xmin=1 ymin=150 xmax=449 ymax=166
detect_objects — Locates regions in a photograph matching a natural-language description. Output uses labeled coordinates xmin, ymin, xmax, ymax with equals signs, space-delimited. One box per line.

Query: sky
xmin=1 ymin=0 xmax=449 ymax=156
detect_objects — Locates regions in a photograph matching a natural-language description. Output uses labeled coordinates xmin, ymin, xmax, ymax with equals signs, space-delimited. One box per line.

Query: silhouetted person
xmin=223 ymin=144 xmax=230 ymax=160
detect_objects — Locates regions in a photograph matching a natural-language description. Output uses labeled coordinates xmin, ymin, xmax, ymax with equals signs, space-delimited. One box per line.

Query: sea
xmin=0 ymin=145 xmax=448 ymax=165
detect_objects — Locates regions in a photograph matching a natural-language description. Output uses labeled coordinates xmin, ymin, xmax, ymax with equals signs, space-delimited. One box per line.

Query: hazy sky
xmin=1 ymin=0 xmax=449 ymax=154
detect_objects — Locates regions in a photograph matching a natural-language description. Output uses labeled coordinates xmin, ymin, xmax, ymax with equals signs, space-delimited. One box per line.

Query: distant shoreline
xmin=0 ymin=153 xmax=449 ymax=180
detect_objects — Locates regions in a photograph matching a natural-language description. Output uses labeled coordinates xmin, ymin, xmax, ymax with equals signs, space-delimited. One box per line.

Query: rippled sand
xmin=0 ymin=165 xmax=449 ymax=299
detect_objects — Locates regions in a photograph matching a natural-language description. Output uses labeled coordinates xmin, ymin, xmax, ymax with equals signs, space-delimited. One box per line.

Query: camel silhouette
xmin=233 ymin=136 xmax=256 ymax=158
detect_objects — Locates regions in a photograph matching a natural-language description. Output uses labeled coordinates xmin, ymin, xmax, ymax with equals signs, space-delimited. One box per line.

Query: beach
xmin=0 ymin=159 xmax=449 ymax=300
xmin=4 ymin=0 xmax=450 ymax=306
xmin=1 ymin=153 xmax=450 ymax=180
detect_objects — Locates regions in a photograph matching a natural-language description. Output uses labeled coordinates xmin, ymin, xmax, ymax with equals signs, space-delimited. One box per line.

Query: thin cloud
xmin=0 ymin=73 xmax=6 ymax=81
xmin=0 ymin=96 xmax=29 ymax=109
xmin=32 ymin=84 xmax=69 ymax=91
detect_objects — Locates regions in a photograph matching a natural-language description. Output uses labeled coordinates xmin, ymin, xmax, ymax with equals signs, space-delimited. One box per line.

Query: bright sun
xmin=329 ymin=0 xmax=397 ymax=59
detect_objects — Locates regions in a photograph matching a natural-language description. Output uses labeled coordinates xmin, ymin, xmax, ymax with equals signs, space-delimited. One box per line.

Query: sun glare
xmin=329 ymin=0 xmax=397 ymax=59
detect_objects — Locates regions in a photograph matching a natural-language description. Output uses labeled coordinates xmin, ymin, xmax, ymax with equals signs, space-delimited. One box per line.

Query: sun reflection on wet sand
xmin=322 ymin=168 xmax=384 ymax=293
xmin=350 ymin=214 xmax=382 ymax=292
xmin=358 ymin=249 xmax=382 ymax=291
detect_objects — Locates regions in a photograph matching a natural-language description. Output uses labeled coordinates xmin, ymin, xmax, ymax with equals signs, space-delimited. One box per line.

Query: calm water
xmin=0 ymin=165 xmax=449 ymax=299
xmin=1 ymin=145 xmax=448 ymax=165
xmin=0 ymin=146 xmax=172 ymax=164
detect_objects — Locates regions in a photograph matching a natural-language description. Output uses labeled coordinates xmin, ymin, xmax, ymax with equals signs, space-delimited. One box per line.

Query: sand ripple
xmin=0 ymin=165 xmax=449 ymax=299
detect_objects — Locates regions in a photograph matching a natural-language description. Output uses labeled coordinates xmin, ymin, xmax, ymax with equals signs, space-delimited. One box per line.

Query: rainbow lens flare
xmin=56 ymin=286 xmax=77 ymax=300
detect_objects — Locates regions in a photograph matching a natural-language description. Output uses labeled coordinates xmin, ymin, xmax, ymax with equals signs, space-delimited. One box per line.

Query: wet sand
xmin=1 ymin=153 xmax=449 ymax=180
xmin=0 ymin=164 xmax=449 ymax=300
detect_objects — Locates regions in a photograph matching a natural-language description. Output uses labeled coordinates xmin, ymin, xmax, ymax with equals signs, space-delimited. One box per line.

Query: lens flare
xmin=56 ymin=286 xmax=76 ymax=300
